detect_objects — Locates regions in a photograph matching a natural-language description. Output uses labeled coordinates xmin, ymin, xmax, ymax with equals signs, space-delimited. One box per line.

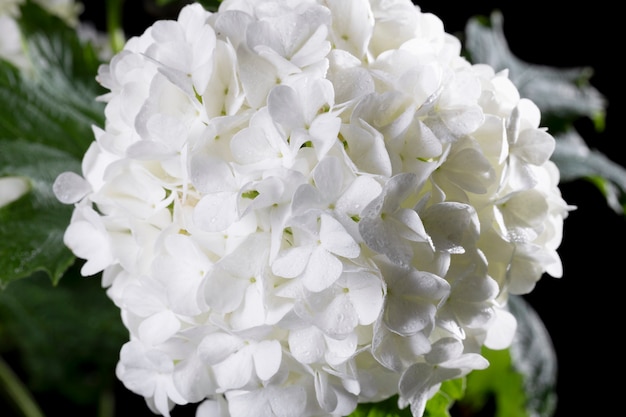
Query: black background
xmin=75 ymin=1 xmax=624 ymax=416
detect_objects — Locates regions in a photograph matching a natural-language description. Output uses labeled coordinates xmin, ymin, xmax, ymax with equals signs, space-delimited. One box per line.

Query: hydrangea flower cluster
xmin=53 ymin=1 xmax=570 ymax=416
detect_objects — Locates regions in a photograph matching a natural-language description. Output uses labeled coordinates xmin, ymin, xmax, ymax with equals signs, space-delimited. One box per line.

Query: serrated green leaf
xmin=0 ymin=140 xmax=80 ymax=287
xmin=0 ymin=0 xmax=104 ymax=160
xmin=0 ymin=1 xmax=105 ymax=286
xmin=464 ymin=11 xmax=606 ymax=131
xmin=552 ymin=129 xmax=626 ymax=214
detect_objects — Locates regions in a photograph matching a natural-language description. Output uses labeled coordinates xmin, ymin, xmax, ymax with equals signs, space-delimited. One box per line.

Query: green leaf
xmin=463 ymin=11 xmax=606 ymax=133
xmin=0 ymin=1 xmax=105 ymax=286
xmin=507 ymin=296 xmax=558 ymax=417
xmin=349 ymin=379 xmax=463 ymax=417
xmin=0 ymin=0 xmax=105 ymax=159
xmin=461 ymin=347 xmax=527 ymax=417
xmin=154 ymin=0 xmax=181 ymax=6
xmin=350 ymin=395 xmax=412 ymax=417
xmin=0 ymin=140 xmax=80 ymax=287
xmin=144 ymin=0 xmax=223 ymax=16
xmin=424 ymin=378 xmax=465 ymax=417
xmin=197 ymin=0 xmax=223 ymax=12
xmin=551 ymin=129 xmax=626 ymax=214
xmin=457 ymin=296 xmax=557 ymax=417
xmin=0 ymin=268 xmax=128 ymax=406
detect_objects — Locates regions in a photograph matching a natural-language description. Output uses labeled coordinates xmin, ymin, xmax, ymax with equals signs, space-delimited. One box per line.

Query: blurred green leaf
xmin=0 ymin=268 xmax=127 ymax=407
xmin=155 ymin=0 xmax=180 ymax=6
xmin=457 ymin=296 xmax=557 ymax=417
xmin=144 ymin=0 xmax=222 ymax=17
xmin=464 ymin=11 xmax=606 ymax=132
xmin=348 ymin=379 xmax=464 ymax=417
xmin=0 ymin=1 xmax=105 ymax=286
xmin=197 ymin=0 xmax=222 ymax=12
xmin=551 ymin=129 xmax=626 ymax=214
xmin=507 ymin=296 xmax=558 ymax=417
xmin=424 ymin=378 xmax=465 ymax=417
xmin=461 ymin=347 xmax=527 ymax=417
xmin=350 ymin=395 xmax=412 ymax=417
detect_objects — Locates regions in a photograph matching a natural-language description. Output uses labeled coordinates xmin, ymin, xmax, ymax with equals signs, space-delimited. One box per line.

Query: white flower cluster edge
xmin=53 ymin=1 xmax=572 ymax=416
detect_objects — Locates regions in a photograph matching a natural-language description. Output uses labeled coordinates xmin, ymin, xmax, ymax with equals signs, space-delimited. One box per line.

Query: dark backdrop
xmin=77 ymin=2 xmax=622 ymax=416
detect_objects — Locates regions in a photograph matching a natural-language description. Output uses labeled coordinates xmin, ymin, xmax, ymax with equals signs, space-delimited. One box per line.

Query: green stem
xmin=98 ymin=387 xmax=115 ymax=417
xmin=106 ymin=0 xmax=126 ymax=54
xmin=0 ymin=355 xmax=45 ymax=417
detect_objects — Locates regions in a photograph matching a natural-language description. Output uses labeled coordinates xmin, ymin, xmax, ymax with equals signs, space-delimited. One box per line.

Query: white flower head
xmin=54 ymin=1 xmax=570 ymax=416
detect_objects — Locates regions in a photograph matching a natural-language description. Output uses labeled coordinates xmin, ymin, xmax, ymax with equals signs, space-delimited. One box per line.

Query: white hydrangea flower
xmin=53 ymin=1 xmax=572 ymax=416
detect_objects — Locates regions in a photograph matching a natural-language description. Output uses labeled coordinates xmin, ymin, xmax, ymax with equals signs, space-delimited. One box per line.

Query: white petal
xmin=272 ymin=245 xmax=311 ymax=278
xmin=421 ymin=202 xmax=479 ymax=253
xmin=302 ymin=247 xmax=342 ymax=292
xmin=398 ymin=362 xmax=457 ymax=417
xmin=424 ymin=337 xmax=463 ymax=364
xmin=268 ymin=386 xmax=308 ymax=417
xmin=212 ymin=348 xmax=253 ymax=390
xmin=335 ymin=175 xmax=382 ymax=216
xmin=384 ymin=294 xmax=436 ymax=335
xmin=514 ymin=128 xmax=555 ymax=165
xmin=484 ymin=306 xmax=517 ymax=350
xmin=316 ymin=295 xmax=358 ymax=337
xmin=312 ymin=156 xmax=343 ymax=202
xmin=195 ymin=397 xmax=229 ymax=417
xmin=344 ymin=272 xmax=384 ymax=325
xmin=359 ymin=214 xmax=413 ymax=266
xmin=268 ymin=84 xmax=305 ymax=130
xmin=172 ymin=355 xmax=214 ymax=403
xmin=190 ymin=154 xmax=236 ymax=194
xmin=203 ymin=267 xmax=248 ymax=313
xmin=138 ymin=310 xmax=180 ymax=345
xmin=52 ymin=172 xmax=89 ymax=204
xmin=324 ymin=333 xmax=358 ymax=365
xmin=252 ymin=340 xmax=282 ymax=380
xmin=236 ymin=45 xmax=277 ymax=109
xmin=64 ymin=219 xmax=113 ymax=276
xmin=319 ymin=214 xmax=360 ymax=258
xmin=230 ymin=284 xmax=266 ymax=330
xmin=289 ymin=326 xmax=326 ymax=364
xmin=198 ymin=332 xmax=243 ymax=365
xmin=194 ymin=191 xmax=239 ymax=232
